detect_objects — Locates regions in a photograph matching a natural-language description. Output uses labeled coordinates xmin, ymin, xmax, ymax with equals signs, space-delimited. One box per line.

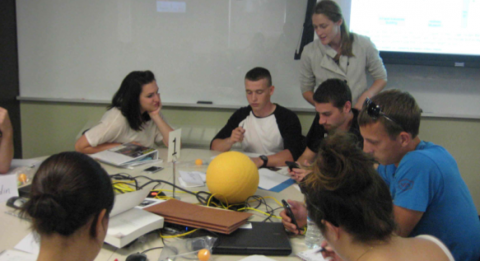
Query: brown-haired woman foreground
xmin=20 ymin=152 xmax=114 ymax=261
xmin=303 ymin=133 xmax=453 ymax=261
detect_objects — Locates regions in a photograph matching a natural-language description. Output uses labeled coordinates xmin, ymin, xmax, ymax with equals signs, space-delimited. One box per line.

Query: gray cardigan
xmin=299 ymin=34 xmax=387 ymax=104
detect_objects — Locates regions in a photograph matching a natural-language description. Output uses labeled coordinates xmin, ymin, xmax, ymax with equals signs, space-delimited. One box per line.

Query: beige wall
xmin=20 ymin=101 xmax=480 ymax=213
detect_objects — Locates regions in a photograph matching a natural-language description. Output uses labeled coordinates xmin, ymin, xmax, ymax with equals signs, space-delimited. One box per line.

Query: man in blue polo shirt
xmin=358 ymin=89 xmax=480 ymax=261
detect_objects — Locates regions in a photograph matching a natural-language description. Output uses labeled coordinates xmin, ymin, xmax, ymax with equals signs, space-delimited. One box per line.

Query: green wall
xmin=20 ymin=101 xmax=480 ymax=213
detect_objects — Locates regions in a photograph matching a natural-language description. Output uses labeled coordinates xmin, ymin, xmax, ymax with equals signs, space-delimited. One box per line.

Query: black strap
xmin=294 ymin=0 xmax=317 ymax=60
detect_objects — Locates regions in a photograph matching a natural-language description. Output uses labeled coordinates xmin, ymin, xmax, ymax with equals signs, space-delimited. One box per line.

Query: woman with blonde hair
xmin=300 ymin=0 xmax=387 ymax=109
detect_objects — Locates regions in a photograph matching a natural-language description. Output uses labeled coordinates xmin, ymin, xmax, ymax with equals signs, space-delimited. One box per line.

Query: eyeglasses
xmin=364 ymin=97 xmax=401 ymax=126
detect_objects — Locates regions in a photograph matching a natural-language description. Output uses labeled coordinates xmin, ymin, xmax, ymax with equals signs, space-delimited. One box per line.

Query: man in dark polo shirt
xmin=281 ymin=79 xmax=367 ymax=235
xmin=290 ymin=79 xmax=362 ymax=182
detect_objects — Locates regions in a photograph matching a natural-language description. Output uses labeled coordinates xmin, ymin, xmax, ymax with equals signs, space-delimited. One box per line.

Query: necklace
xmin=356 ymin=246 xmax=374 ymax=261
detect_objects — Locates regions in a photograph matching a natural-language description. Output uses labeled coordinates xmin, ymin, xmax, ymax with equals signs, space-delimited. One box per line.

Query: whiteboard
xmin=16 ymin=0 xmax=312 ymax=109
xmin=16 ymin=0 xmax=480 ymax=118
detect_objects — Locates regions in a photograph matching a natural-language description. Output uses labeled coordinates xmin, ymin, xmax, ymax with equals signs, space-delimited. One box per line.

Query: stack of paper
xmin=145 ymin=199 xmax=252 ymax=234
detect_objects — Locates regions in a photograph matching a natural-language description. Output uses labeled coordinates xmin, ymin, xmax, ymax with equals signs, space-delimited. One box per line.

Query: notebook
xmin=91 ymin=143 xmax=159 ymax=168
xmin=144 ymin=199 xmax=252 ymax=234
xmin=212 ymin=222 xmax=292 ymax=256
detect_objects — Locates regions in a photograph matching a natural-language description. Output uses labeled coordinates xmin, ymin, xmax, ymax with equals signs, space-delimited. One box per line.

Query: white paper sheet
xmin=258 ymin=169 xmax=291 ymax=190
xmin=0 ymin=249 xmax=36 ymax=261
xmin=0 ymin=173 xmax=19 ymax=203
xmin=239 ymin=223 xmax=253 ymax=229
xmin=110 ymin=189 xmax=150 ymax=217
xmin=178 ymin=171 xmax=205 ymax=187
xmin=297 ymin=248 xmax=327 ymax=261
xmin=14 ymin=233 xmax=40 ymax=255
xmin=10 ymin=159 xmax=40 ymax=169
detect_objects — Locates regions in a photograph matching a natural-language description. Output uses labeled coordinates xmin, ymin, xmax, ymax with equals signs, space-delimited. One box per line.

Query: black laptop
xmin=212 ymin=222 xmax=292 ymax=256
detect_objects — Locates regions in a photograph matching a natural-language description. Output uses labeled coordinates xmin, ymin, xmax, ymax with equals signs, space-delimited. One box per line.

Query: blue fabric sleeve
xmin=393 ymin=153 xmax=440 ymax=212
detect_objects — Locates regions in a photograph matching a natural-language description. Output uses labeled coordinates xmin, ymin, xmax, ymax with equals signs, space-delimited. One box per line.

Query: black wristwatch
xmin=259 ymin=155 xmax=268 ymax=168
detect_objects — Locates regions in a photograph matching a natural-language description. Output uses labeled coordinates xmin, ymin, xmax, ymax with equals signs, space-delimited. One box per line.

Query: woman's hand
xmin=148 ymin=101 xmax=162 ymax=119
xmin=280 ymin=200 xmax=308 ymax=234
xmin=288 ymin=160 xmax=312 ymax=182
xmin=321 ymin=241 xmax=344 ymax=261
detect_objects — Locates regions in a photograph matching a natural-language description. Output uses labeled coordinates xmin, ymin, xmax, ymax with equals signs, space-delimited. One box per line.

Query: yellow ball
xmin=206 ymin=151 xmax=259 ymax=204
xmin=18 ymin=173 xmax=28 ymax=183
xmin=197 ymin=249 xmax=211 ymax=261
xmin=195 ymin=159 xmax=203 ymax=166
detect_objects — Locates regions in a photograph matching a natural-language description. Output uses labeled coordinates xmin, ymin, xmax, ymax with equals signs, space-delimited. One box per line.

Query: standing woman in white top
xmin=75 ymin=70 xmax=173 ymax=154
xmin=302 ymin=133 xmax=454 ymax=261
xmin=300 ymin=0 xmax=387 ymax=109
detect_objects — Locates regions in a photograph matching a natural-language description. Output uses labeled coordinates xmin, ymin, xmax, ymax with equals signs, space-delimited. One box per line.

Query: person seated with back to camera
xmin=301 ymin=132 xmax=455 ymax=261
xmin=289 ymin=79 xmax=362 ymax=183
xmin=210 ymin=67 xmax=305 ymax=168
xmin=358 ymin=89 xmax=480 ymax=261
xmin=0 ymin=107 xmax=14 ymax=174
xmin=75 ymin=70 xmax=173 ymax=154
xmin=20 ymin=151 xmax=114 ymax=261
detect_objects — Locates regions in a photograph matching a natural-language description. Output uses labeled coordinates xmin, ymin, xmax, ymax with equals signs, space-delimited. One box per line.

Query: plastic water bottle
xmin=305 ymin=216 xmax=323 ymax=249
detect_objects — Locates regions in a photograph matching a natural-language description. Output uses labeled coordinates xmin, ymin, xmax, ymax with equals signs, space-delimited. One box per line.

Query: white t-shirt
xmin=240 ymin=111 xmax=283 ymax=155
xmin=211 ymin=105 xmax=305 ymax=159
xmin=85 ymin=107 xmax=165 ymax=148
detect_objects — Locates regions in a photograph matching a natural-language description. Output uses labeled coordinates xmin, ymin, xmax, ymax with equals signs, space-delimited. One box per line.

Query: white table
xmin=1 ymin=149 xmax=308 ymax=261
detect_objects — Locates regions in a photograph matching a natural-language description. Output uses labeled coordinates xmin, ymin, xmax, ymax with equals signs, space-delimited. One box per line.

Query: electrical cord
xmin=140 ymin=246 xmax=164 ymax=255
xmin=109 ymin=173 xmax=285 ymax=221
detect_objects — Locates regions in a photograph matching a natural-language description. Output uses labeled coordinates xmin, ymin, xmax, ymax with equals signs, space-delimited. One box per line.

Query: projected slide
xmin=349 ymin=0 xmax=480 ymax=55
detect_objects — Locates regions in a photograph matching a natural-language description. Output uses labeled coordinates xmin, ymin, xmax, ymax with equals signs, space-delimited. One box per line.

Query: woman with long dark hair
xmin=75 ymin=70 xmax=173 ymax=154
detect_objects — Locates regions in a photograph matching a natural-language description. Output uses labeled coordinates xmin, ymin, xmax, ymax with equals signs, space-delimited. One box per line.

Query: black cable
xmin=140 ymin=246 xmax=164 ymax=255
xmin=131 ymin=175 xmax=155 ymax=181
xmin=109 ymin=174 xmax=283 ymax=221
xmin=109 ymin=174 xmax=211 ymax=204
xmin=110 ymin=173 xmax=139 ymax=189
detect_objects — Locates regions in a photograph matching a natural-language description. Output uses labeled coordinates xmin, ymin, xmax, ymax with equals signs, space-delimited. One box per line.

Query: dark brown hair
xmin=358 ymin=89 xmax=422 ymax=139
xmin=20 ymin=152 xmax=114 ymax=238
xmin=314 ymin=0 xmax=354 ymax=57
xmin=313 ymin=78 xmax=352 ymax=109
xmin=304 ymin=132 xmax=395 ymax=243
xmin=110 ymin=70 xmax=156 ymax=131
xmin=245 ymin=67 xmax=272 ymax=87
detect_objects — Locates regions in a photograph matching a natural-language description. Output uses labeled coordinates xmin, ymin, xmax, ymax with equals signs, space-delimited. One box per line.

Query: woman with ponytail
xmin=300 ymin=0 xmax=387 ymax=110
xmin=20 ymin=152 xmax=114 ymax=261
